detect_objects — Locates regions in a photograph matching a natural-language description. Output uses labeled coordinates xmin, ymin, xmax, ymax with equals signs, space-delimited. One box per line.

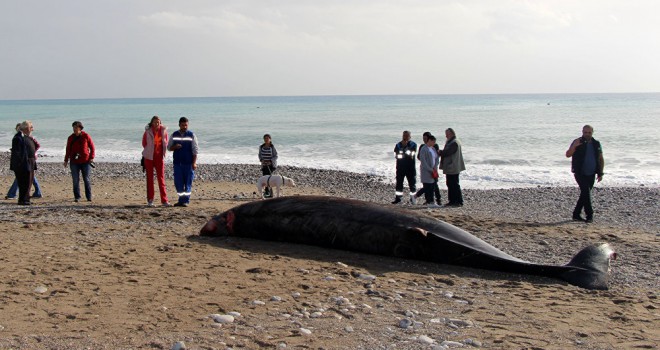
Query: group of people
xmin=392 ymin=125 xmax=605 ymax=222
xmin=8 ymin=121 xmax=40 ymax=205
xmin=392 ymin=129 xmax=465 ymax=208
xmin=7 ymin=116 xmax=282 ymax=207
xmin=6 ymin=122 xmax=42 ymax=201
xmin=7 ymin=119 xmax=604 ymax=222
xmin=9 ymin=119 xmax=100 ymax=205
xmin=8 ymin=117 xmax=201 ymax=207
xmin=140 ymin=116 xmax=200 ymax=207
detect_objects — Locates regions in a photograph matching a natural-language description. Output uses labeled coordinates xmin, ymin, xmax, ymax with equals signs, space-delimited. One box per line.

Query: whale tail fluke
xmin=559 ymin=243 xmax=617 ymax=290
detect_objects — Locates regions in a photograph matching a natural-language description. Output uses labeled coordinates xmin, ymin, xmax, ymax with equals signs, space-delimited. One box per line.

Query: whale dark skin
xmin=200 ymin=196 xmax=617 ymax=290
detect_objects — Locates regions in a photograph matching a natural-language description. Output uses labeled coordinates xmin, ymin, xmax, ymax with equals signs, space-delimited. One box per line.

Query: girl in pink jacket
xmin=142 ymin=116 xmax=170 ymax=207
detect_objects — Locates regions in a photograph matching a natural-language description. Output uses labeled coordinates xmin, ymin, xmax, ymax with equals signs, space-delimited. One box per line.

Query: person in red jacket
xmin=142 ymin=116 xmax=170 ymax=207
xmin=64 ymin=121 xmax=95 ymax=202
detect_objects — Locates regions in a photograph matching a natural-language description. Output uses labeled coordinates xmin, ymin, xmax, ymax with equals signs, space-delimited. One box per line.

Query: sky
xmin=1 ymin=0 xmax=659 ymax=100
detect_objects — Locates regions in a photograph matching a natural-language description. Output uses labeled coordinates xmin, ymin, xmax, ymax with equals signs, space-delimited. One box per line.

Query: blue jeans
xmin=173 ymin=163 xmax=194 ymax=204
xmin=7 ymin=177 xmax=41 ymax=198
xmin=70 ymin=162 xmax=92 ymax=200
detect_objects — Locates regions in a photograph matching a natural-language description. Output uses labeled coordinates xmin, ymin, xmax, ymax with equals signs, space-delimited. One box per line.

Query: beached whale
xmin=199 ymin=196 xmax=617 ymax=290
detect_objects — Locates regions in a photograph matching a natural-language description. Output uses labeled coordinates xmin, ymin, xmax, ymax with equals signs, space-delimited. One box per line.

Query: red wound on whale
xmin=225 ymin=210 xmax=235 ymax=234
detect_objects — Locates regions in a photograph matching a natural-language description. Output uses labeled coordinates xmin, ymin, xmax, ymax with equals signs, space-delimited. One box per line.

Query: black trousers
xmin=14 ymin=160 xmax=35 ymax=204
xmin=422 ymin=182 xmax=435 ymax=204
xmin=573 ymin=173 xmax=596 ymax=219
xmin=261 ymin=164 xmax=276 ymax=176
xmin=395 ymin=169 xmax=416 ymax=196
xmin=262 ymin=165 xmax=276 ymax=194
xmin=446 ymin=174 xmax=463 ymax=205
xmin=415 ymin=180 xmax=441 ymax=204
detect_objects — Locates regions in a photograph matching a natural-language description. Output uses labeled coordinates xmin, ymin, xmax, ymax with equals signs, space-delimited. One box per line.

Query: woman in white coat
xmin=419 ymin=135 xmax=440 ymax=208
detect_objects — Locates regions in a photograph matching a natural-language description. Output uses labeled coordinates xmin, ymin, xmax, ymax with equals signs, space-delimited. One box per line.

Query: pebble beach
xmin=0 ymin=154 xmax=658 ymax=349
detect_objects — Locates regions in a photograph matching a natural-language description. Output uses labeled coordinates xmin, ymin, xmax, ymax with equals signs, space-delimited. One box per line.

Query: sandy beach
xmin=0 ymin=158 xmax=658 ymax=349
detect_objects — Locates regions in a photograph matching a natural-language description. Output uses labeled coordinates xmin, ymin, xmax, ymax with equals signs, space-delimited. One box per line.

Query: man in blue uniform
xmin=168 ymin=117 xmax=199 ymax=207
xmin=392 ymin=130 xmax=417 ymax=204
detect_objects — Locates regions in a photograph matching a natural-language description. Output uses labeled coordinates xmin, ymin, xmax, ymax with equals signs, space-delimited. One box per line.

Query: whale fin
xmin=559 ymin=243 xmax=617 ymax=290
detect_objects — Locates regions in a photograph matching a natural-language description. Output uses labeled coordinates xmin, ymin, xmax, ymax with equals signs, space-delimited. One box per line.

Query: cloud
xmin=138 ymin=9 xmax=357 ymax=53
xmin=138 ymin=10 xmax=273 ymax=33
xmin=2 ymin=0 xmax=659 ymax=99
xmin=479 ymin=2 xmax=576 ymax=44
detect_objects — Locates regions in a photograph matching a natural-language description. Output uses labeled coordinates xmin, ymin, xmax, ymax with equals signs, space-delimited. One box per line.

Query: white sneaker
xmin=147 ymin=201 xmax=154 ymax=207
xmin=162 ymin=202 xmax=172 ymax=207
xmin=426 ymin=203 xmax=440 ymax=209
xmin=409 ymin=195 xmax=416 ymax=204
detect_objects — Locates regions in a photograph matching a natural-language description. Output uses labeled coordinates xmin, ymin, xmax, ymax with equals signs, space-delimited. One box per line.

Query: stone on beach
xmin=171 ymin=341 xmax=187 ymax=350
xmin=358 ymin=273 xmax=377 ymax=281
xmin=210 ymin=314 xmax=235 ymax=324
xmin=417 ymin=335 xmax=435 ymax=345
xmin=441 ymin=340 xmax=465 ymax=347
xmin=399 ymin=318 xmax=413 ymax=329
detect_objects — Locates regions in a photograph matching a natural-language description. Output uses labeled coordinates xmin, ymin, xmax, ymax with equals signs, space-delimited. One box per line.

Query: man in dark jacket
xmin=565 ymin=125 xmax=605 ymax=223
xmin=392 ymin=130 xmax=417 ymax=204
xmin=439 ymin=128 xmax=466 ymax=207
xmin=10 ymin=121 xmax=37 ymax=205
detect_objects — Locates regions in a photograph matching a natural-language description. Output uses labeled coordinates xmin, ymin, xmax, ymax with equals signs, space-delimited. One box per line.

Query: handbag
xmin=432 ymin=168 xmax=439 ymax=179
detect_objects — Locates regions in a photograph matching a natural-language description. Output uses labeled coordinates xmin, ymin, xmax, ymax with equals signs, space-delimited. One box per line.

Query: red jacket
xmin=65 ymin=131 xmax=95 ymax=164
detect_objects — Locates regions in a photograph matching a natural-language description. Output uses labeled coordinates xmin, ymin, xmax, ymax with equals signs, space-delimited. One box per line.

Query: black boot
xmin=572 ymin=210 xmax=585 ymax=222
xmin=264 ymin=187 xmax=272 ymax=198
xmin=391 ymin=196 xmax=402 ymax=204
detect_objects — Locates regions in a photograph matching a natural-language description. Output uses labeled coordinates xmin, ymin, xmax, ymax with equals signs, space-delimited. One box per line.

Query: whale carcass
xmin=200 ymin=196 xmax=616 ymax=290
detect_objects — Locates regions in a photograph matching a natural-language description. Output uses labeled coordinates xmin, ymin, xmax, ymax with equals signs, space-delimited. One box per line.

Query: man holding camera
xmin=64 ymin=121 xmax=96 ymax=202
xmin=565 ymin=124 xmax=604 ymax=223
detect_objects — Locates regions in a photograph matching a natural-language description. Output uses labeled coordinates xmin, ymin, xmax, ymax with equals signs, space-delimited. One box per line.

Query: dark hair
xmin=179 ymin=117 xmax=189 ymax=124
xmin=422 ymin=131 xmax=432 ymax=137
xmin=72 ymin=121 xmax=84 ymax=130
xmin=428 ymin=135 xmax=436 ymax=141
xmin=446 ymin=128 xmax=456 ymax=136
xmin=263 ymin=134 xmax=271 ymax=139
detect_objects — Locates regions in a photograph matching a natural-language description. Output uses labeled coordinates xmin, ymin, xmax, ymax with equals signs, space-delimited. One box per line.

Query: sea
xmin=1 ymin=93 xmax=659 ymax=189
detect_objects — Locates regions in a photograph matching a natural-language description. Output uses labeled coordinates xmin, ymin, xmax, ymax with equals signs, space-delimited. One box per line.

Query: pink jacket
xmin=142 ymin=125 xmax=168 ymax=160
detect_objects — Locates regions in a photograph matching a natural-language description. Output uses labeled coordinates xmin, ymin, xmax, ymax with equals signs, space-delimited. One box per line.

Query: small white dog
xmin=256 ymin=174 xmax=296 ymax=199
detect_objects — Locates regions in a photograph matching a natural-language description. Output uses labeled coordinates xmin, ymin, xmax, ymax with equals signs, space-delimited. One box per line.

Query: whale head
xmin=200 ymin=210 xmax=235 ymax=236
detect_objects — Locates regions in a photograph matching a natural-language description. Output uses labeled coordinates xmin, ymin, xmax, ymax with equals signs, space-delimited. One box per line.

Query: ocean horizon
xmin=2 ymin=93 xmax=659 ymax=189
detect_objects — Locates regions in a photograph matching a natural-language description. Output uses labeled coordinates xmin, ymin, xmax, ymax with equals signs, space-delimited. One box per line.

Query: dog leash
xmin=266 ymin=174 xmax=286 ymax=188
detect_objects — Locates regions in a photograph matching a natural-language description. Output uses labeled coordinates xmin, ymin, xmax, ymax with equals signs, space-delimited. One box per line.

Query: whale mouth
xmin=200 ymin=211 xmax=235 ymax=236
